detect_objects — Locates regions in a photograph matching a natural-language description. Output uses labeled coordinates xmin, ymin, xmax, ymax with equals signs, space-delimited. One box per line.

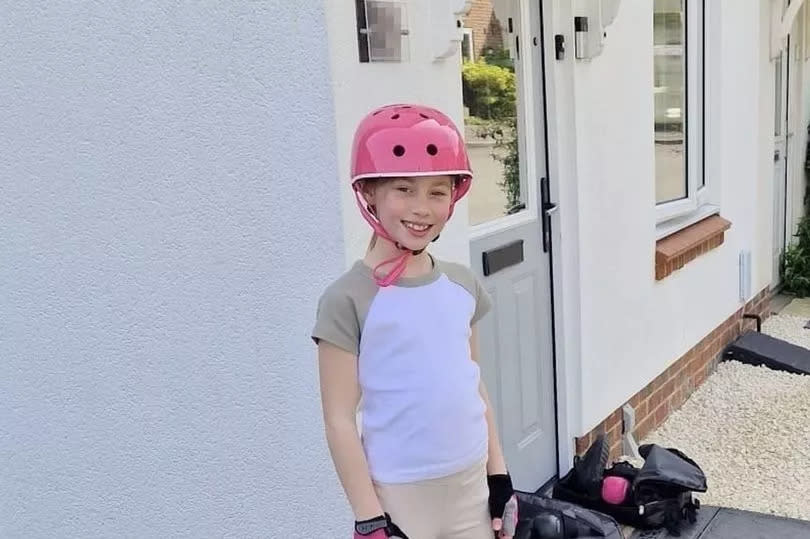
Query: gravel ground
xmin=639 ymin=310 xmax=810 ymax=520
xmin=761 ymin=311 xmax=810 ymax=349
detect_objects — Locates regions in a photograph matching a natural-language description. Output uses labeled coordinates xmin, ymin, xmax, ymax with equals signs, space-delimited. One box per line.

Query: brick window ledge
xmin=655 ymin=215 xmax=731 ymax=280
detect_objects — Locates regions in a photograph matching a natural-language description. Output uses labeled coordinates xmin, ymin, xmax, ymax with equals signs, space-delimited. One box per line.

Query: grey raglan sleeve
xmin=311 ymin=287 xmax=361 ymax=356
xmin=440 ymin=260 xmax=494 ymax=326
xmin=471 ymin=274 xmax=493 ymax=325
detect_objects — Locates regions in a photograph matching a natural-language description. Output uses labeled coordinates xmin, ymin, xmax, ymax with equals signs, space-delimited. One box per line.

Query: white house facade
xmin=4 ymin=1 xmax=809 ymax=537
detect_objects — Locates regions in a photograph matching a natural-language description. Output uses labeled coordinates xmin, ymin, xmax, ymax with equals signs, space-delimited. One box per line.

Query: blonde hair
xmin=360 ymin=179 xmax=381 ymax=254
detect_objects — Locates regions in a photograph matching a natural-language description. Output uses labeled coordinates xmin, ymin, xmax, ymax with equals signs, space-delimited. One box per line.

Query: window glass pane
xmin=462 ymin=29 xmax=474 ymax=61
xmin=461 ymin=2 xmax=526 ymax=225
xmin=365 ymin=1 xmax=409 ymax=62
xmin=654 ymin=0 xmax=686 ymax=204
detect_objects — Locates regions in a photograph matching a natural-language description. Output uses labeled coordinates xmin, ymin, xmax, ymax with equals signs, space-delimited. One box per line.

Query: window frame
xmin=655 ymin=0 xmax=710 ymax=225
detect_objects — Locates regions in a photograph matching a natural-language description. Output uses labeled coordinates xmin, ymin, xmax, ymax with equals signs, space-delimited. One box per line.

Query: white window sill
xmin=655 ymin=203 xmax=720 ymax=241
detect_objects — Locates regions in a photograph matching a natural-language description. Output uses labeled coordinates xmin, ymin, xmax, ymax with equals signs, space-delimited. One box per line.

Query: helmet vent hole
xmin=419 ymin=113 xmax=429 ymax=119
xmin=391 ymin=114 xmax=400 ymax=120
xmin=426 ymin=144 xmax=438 ymax=156
xmin=393 ymin=145 xmax=406 ymax=157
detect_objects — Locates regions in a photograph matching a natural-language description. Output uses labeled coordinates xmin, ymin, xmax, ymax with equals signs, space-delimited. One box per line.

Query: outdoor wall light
xmin=432 ymin=0 xmax=475 ymax=61
xmin=574 ymin=16 xmax=589 ymax=59
xmin=771 ymin=0 xmax=806 ymax=59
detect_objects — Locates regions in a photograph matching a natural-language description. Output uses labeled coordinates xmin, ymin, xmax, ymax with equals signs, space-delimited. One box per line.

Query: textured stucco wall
xmin=1 ymin=2 xmax=347 ymax=536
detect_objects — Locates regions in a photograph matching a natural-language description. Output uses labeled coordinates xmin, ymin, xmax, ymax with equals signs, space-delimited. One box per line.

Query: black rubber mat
xmin=723 ymin=330 xmax=810 ymax=375
xmin=630 ymin=507 xmax=810 ymax=539
xmin=630 ymin=507 xmax=719 ymax=539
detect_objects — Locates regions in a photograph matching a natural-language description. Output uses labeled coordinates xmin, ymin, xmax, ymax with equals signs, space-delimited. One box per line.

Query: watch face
xmin=355 ymin=516 xmax=387 ymax=535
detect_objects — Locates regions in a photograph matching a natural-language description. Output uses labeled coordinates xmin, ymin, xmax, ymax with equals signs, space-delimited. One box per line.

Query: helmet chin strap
xmin=375 ymin=235 xmax=436 ymax=287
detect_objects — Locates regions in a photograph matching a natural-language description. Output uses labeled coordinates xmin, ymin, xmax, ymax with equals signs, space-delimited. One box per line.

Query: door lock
xmin=540 ymin=177 xmax=557 ymax=253
xmin=554 ymin=34 xmax=565 ymax=60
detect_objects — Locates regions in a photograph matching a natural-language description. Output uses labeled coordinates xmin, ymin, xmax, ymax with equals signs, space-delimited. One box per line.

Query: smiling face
xmin=361 ymin=175 xmax=454 ymax=252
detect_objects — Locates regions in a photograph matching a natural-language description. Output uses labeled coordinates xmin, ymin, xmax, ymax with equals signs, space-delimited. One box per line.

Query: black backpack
xmin=552 ymin=435 xmax=707 ymax=536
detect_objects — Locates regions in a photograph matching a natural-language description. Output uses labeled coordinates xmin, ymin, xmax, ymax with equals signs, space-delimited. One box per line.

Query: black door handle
xmin=541 ymin=177 xmax=555 ymax=253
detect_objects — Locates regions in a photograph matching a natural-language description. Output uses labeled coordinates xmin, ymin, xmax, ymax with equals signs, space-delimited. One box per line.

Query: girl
xmin=312 ymin=104 xmax=518 ymax=539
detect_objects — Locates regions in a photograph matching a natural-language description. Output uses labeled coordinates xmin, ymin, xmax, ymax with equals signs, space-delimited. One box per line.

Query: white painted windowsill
xmin=655 ymin=204 xmax=721 ymax=241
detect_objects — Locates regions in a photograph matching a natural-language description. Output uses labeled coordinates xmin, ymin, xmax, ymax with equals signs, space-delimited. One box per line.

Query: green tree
xmin=461 ymin=60 xmax=516 ymax=120
xmin=782 ymin=216 xmax=810 ymax=297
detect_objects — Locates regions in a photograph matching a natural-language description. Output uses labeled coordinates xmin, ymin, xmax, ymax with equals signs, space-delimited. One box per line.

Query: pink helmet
xmin=350 ymin=104 xmax=473 ymax=286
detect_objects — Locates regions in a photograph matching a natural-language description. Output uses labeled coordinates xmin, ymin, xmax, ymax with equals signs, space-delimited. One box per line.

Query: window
xmin=654 ymin=0 xmax=706 ymax=223
xmin=462 ymin=28 xmax=475 ymax=62
xmin=460 ymin=9 xmax=527 ymax=226
xmin=354 ymin=0 xmax=410 ymax=63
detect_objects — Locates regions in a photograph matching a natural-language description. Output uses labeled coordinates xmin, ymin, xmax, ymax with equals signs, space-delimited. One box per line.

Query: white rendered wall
xmin=0 ymin=2 xmax=347 ymax=536
xmin=571 ymin=0 xmax=773 ymax=433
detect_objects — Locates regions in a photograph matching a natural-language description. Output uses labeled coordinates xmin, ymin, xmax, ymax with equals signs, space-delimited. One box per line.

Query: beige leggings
xmin=373 ymin=458 xmax=493 ymax=539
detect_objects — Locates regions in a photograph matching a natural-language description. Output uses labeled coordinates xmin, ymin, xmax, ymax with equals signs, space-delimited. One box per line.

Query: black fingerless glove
xmin=487 ymin=473 xmax=515 ymax=519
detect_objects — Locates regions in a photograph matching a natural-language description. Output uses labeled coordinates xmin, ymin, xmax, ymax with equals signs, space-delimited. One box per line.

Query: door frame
xmin=773 ymin=0 xmax=809 ymax=288
xmin=773 ymin=37 xmax=789 ymax=290
xmin=538 ymin=0 xmax=586 ymax=476
xmin=467 ymin=0 xmax=580 ymax=481
xmin=786 ymin=6 xmax=807 ymax=273
xmin=463 ymin=0 xmax=588 ymax=481
xmin=535 ymin=0 xmax=564 ymax=484
xmin=466 ymin=0 xmax=562 ymax=488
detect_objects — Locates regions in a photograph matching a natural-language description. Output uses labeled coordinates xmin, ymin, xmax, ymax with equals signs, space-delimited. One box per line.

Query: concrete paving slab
xmin=769 ymin=294 xmax=794 ymax=314
xmin=779 ymin=297 xmax=810 ymax=318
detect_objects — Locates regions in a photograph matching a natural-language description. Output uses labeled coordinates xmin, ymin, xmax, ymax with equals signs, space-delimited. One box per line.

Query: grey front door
xmin=461 ymin=0 xmax=556 ymax=491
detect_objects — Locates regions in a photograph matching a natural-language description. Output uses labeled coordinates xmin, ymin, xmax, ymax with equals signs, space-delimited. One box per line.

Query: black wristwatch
xmin=355 ymin=514 xmax=389 ymax=535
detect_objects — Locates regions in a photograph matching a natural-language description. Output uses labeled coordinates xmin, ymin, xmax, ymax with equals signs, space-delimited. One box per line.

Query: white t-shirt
xmin=312 ymin=256 xmax=493 ymax=483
